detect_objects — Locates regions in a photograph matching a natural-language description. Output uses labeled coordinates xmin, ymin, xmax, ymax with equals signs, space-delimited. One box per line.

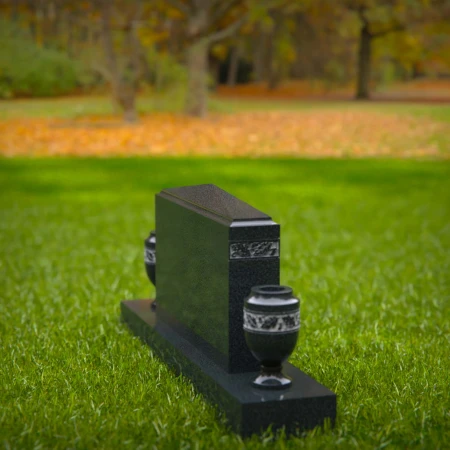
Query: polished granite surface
xmin=155 ymin=186 xmax=279 ymax=373
xmin=121 ymin=299 xmax=336 ymax=437
xmin=160 ymin=184 xmax=271 ymax=222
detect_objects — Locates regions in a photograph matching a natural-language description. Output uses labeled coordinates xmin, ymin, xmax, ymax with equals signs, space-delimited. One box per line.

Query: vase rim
xmin=251 ymin=285 xmax=293 ymax=296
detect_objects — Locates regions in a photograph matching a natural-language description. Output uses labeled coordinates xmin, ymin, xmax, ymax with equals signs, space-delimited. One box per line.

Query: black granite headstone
xmin=156 ymin=184 xmax=280 ymax=373
xmin=121 ymin=184 xmax=336 ymax=437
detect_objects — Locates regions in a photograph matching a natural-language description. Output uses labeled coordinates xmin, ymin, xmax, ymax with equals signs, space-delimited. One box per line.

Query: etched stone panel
xmin=230 ymin=241 xmax=279 ymax=259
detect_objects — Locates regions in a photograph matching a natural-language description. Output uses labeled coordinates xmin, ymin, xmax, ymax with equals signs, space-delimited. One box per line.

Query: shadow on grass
xmin=0 ymin=158 xmax=449 ymax=203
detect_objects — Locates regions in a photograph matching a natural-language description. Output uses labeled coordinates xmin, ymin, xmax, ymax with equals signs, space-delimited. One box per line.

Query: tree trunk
xmin=183 ymin=2 xmax=246 ymax=117
xmin=266 ymin=11 xmax=283 ymax=90
xmin=209 ymin=57 xmax=220 ymax=91
xmin=267 ymin=38 xmax=282 ymax=90
xmin=412 ymin=61 xmax=424 ymax=79
xmin=186 ymin=39 xmax=209 ymax=117
xmin=252 ymin=26 xmax=266 ymax=82
xmin=10 ymin=0 xmax=19 ymax=22
xmin=100 ymin=0 xmax=139 ymax=123
xmin=137 ymin=41 xmax=152 ymax=85
xmin=121 ymin=22 xmax=140 ymax=123
xmin=227 ymin=46 xmax=240 ymax=86
xmin=356 ymin=24 xmax=372 ymax=100
xmin=268 ymin=71 xmax=281 ymax=90
xmin=117 ymin=87 xmax=138 ymax=123
xmin=28 ymin=0 xmax=37 ymax=42
xmin=66 ymin=13 xmax=74 ymax=57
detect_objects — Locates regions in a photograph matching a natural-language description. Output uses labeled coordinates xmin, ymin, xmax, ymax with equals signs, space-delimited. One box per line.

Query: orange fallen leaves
xmin=217 ymin=82 xmax=343 ymax=99
xmin=217 ymin=80 xmax=450 ymax=101
xmin=0 ymin=111 xmax=448 ymax=158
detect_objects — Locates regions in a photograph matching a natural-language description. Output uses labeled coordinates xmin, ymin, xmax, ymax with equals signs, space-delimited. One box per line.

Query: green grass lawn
xmin=1 ymin=158 xmax=449 ymax=449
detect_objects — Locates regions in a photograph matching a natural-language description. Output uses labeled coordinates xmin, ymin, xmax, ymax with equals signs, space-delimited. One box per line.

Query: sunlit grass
xmin=1 ymin=158 xmax=449 ymax=448
xmin=1 ymin=93 xmax=450 ymax=123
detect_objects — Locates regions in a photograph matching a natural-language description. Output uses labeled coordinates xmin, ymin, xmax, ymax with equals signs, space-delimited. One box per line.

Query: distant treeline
xmin=0 ymin=0 xmax=449 ymax=120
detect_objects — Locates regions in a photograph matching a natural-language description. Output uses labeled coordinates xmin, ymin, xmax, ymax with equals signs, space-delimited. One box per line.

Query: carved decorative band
xmin=230 ymin=240 xmax=279 ymax=260
xmin=243 ymin=309 xmax=300 ymax=334
xmin=144 ymin=248 xmax=156 ymax=264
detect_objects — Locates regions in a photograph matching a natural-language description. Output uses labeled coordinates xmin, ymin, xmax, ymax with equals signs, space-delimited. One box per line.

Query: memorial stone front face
xmin=156 ymin=184 xmax=279 ymax=373
xmin=121 ymin=184 xmax=336 ymax=436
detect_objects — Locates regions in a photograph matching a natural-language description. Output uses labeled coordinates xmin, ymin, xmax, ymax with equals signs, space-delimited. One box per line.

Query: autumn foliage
xmin=1 ymin=110 xmax=448 ymax=158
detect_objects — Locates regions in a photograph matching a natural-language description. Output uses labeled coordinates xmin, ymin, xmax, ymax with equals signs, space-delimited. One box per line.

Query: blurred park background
xmin=1 ymin=1 xmax=450 ymax=449
xmin=0 ymin=0 xmax=450 ymax=158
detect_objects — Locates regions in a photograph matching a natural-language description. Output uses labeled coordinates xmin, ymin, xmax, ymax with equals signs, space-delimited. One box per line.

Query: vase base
xmin=252 ymin=372 xmax=292 ymax=389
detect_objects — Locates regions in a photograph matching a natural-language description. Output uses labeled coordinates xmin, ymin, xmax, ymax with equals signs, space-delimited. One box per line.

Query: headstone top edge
xmin=159 ymin=184 xmax=272 ymax=221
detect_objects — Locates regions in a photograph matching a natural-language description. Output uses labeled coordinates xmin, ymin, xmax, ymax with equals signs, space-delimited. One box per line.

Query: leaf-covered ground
xmin=0 ymin=97 xmax=449 ymax=158
xmin=216 ymin=79 xmax=450 ymax=101
xmin=1 ymin=158 xmax=449 ymax=449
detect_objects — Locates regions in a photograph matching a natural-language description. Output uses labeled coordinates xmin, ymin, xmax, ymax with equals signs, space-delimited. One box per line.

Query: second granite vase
xmin=244 ymin=285 xmax=300 ymax=389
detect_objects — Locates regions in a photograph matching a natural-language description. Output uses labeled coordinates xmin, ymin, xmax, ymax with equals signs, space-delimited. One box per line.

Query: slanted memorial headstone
xmin=121 ymin=184 xmax=336 ymax=436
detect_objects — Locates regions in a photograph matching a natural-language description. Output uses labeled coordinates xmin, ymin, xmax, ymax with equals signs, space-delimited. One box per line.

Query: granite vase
xmin=144 ymin=230 xmax=156 ymax=287
xmin=244 ymin=285 xmax=300 ymax=389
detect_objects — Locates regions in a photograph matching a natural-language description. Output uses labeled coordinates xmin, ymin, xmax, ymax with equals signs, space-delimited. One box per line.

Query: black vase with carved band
xmin=144 ymin=230 xmax=156 ymax=287
xmin=244 ymin=285 xmax=300 ymax=389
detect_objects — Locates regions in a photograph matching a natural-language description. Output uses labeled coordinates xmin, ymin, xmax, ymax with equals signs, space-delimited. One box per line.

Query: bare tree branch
xmin=165 ymin=0 xmax=190 ymax=15
xmin=90 ymin=61 xmax=113 ymax=82
xmin=356 ymin=5 xmax=369 ymax=28
xmin=210 ymin=0 xmax=240 ymax=25
xmin=208 ymin=13 xmax=247 ymax=44
xmin=192 ymin=0 xmax=209 ymax=11
xmin=372 ymin=23 xmax=405 ymax=38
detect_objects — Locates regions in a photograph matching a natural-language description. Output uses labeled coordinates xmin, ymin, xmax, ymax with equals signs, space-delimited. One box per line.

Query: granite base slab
xmin=121 ymin=299 xmax=337 ymax=437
